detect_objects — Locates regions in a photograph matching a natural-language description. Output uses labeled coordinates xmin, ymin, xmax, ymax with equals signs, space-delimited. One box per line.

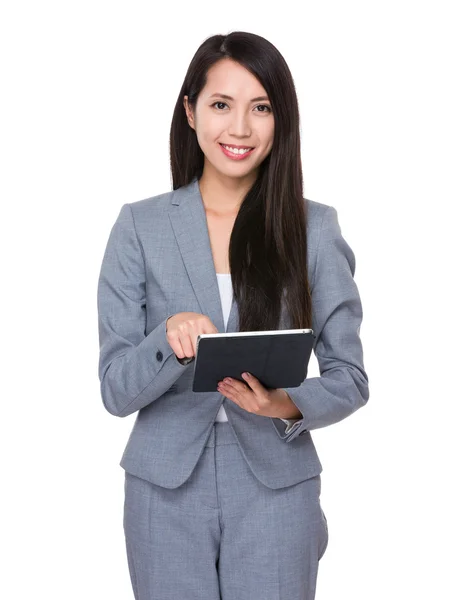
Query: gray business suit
xmin=97 ymin=176 xmax=369 ymax=599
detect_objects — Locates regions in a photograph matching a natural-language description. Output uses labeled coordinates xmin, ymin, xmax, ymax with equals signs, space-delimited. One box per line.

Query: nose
xmin=227 ymin=110 xmax=252 ymax=138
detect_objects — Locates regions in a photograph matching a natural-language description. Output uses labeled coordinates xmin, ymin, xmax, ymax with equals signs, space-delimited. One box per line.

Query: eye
xmin=210 ymin=102 xmax=272 ymax=113
xmin=211 ymin=101 xmax=228 ymax=110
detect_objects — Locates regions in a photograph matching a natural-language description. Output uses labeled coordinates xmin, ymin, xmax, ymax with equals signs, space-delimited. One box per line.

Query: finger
xmin=180 ymin=334 xmax=195 ymax=359
xmin=169 ymin=337 xmax=186 ymax=360
xmin=223 ymin=389 xmax=245 ymax=411
xmin=221 ymin=378 xmax=248 ymax=394
xmin=241 ymin=372 xmax=258 ymax=391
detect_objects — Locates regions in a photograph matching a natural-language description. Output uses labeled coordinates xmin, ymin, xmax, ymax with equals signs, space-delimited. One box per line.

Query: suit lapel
xmin=168 ymin=177 xmax=238 ymax=334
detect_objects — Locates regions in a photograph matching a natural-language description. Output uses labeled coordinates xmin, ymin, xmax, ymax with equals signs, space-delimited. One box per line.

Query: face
xmin=183 ymin=59 xmax=274 ymax=182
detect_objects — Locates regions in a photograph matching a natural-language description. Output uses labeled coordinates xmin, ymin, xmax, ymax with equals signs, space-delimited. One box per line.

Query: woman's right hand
xmin=166 ymin=312 xmax=219 ymax=361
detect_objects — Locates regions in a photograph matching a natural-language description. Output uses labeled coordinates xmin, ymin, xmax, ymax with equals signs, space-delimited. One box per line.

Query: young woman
xmin=97 ymin=31 xmax=369 ymax=600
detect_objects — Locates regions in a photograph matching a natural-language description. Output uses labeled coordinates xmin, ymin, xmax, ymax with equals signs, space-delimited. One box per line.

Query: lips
xmin=220 ymin=143 xmax=255 ymax=150
xmin=219 ymin=144 xmax=256 ymax=160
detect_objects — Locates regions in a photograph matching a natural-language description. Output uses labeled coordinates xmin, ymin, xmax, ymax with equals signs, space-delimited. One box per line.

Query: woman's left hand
xmin=217 ymin=372 xmax=294 ymax=419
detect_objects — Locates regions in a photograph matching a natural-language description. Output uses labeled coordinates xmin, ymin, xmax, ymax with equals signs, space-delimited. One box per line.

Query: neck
xmin=198 ymin=167 xmax=256 ymax=215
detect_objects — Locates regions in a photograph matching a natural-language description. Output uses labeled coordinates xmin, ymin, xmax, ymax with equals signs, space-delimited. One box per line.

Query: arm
xmin=97 ymin=204 xmax=192 ymax=418
xmin=271 ymin=205 xmax=369 ymax=442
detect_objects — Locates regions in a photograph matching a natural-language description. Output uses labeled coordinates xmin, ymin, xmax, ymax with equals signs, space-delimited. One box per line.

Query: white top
xmin=214 ymin=273 xmax=302 ymax=434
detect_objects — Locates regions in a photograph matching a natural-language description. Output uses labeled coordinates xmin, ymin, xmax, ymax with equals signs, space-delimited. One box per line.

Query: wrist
xmin=276 ymin=389 xmax=303 ymax=419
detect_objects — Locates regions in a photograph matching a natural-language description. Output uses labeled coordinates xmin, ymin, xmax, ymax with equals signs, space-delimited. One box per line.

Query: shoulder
xmin=120 ymin=189 xmax=179 ymax=237
xmin=128 ymin=189 xmax=175 ymax=216
xmin=305 ymin=197 xmax=331 ymax=218
xmin=125 ymin=180 xmax=197 ymax=223
xmin=304 ymin=198 xmax=336 ymax=249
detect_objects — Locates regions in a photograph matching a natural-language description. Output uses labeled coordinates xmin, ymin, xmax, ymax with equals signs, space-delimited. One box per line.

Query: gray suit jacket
xmin=97 ymin=176 xmax=369 ymax=489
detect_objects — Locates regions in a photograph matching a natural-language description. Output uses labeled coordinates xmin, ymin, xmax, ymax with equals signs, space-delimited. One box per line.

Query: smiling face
xmin=183 ymin=59 xmax=275 ymax=184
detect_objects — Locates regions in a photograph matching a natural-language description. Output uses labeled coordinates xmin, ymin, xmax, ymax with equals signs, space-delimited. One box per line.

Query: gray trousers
xmin=123 ymin=421 xmax=329 ymax=599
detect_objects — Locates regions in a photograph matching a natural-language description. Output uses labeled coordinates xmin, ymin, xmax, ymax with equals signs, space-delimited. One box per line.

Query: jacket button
xmin=156 ymin=350 xmax=163 ymax=362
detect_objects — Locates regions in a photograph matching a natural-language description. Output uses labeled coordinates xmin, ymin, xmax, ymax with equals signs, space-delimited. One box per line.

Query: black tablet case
xmin=192 ymin=329 xmax=315 ymax=392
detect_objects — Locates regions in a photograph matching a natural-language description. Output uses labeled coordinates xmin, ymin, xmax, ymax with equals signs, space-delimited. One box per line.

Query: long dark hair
xmin=169 ymin=31 xmax=312 ymax=332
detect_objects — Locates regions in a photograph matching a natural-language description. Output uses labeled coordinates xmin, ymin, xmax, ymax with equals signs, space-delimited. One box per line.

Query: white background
xmin=1 ymin=1 xmax=454 ymax=598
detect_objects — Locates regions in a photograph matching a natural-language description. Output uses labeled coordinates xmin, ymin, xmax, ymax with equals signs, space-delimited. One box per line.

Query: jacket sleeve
xmin=271 ymin=205 xmax=369 ymax=442
xmin=97 ymin=203 xmax=191 ymax=418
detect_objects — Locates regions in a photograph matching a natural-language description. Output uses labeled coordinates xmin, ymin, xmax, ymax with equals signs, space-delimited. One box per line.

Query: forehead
xmin=201 ymin=59 xmax=268 ymax=98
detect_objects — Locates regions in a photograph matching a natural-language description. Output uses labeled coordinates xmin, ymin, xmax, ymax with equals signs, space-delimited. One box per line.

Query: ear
xmin=183 ymin=95 xmax=195 ymax=130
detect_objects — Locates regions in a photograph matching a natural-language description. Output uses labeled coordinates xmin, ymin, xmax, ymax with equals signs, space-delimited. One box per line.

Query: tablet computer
xmin=192 ymin=328 xmax=315 ymax=392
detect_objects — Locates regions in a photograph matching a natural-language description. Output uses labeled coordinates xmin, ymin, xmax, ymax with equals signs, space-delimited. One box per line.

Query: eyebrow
xmin=209 ymin=93 xmax=270 ymax=102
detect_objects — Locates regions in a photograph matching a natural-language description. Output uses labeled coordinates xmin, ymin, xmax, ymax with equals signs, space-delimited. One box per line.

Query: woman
xmin=97 ymin=31 xmax=369 ymax=600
